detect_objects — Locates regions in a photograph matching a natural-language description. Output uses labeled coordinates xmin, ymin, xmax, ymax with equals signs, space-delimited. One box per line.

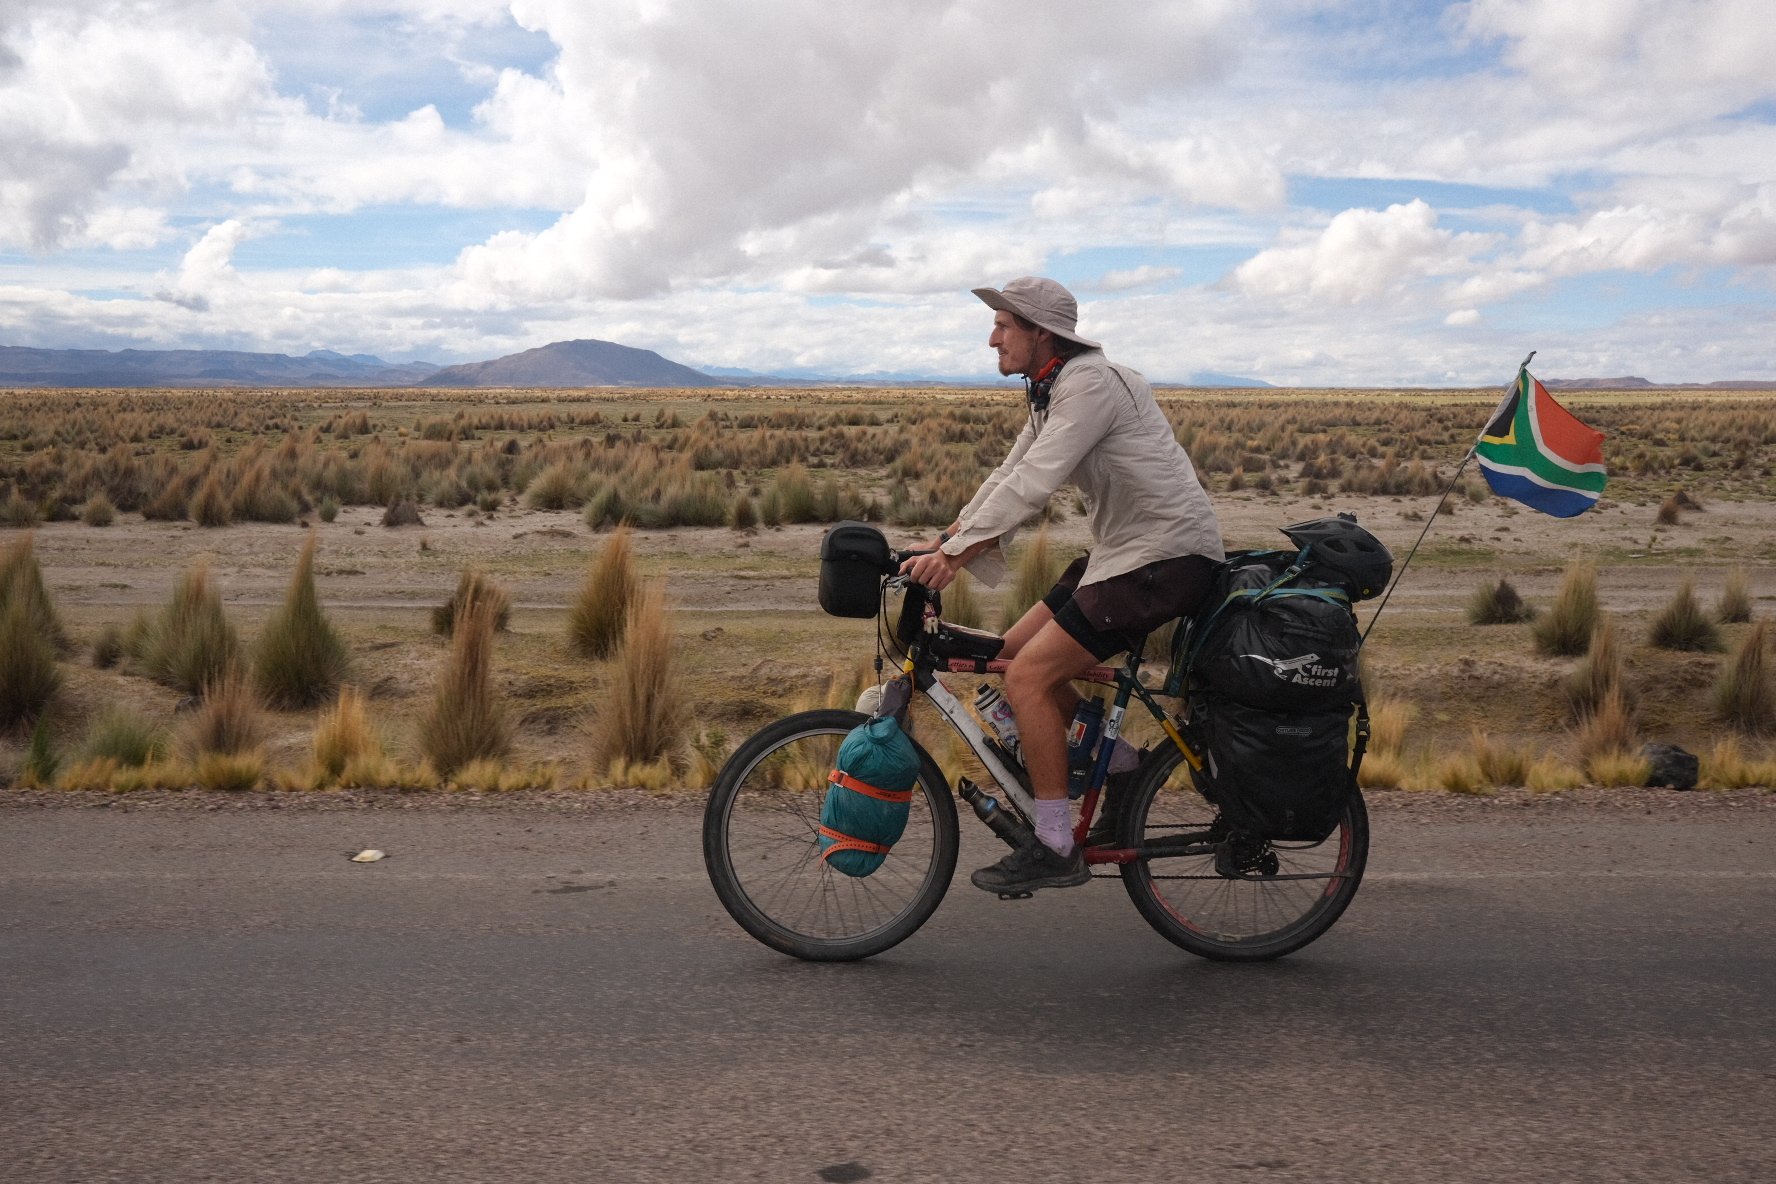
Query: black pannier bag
xmin=819 ymin=521 xmax=894 ymax=618
xmin=1189 ymin=695 xmax=1359 ymax=843
xmin=1191 ymin=551 xmax=1361 ymax=712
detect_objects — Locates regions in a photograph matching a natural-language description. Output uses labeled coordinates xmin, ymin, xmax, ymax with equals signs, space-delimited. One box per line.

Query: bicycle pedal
xmin=995 ymin=890 xmax=1035 ymax=901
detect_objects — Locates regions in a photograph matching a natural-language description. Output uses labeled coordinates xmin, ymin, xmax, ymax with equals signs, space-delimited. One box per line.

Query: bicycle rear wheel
xmin=1119 ymin=745 xmax=1367 ymax=961
xmin=703 ymin=708 xmax=959 ymax=962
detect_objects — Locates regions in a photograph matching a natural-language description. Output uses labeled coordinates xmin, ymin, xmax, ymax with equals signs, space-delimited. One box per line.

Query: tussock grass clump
xmin=730 ymin=492 xmax=757 ymax=530
xmin=254 ymin=533 xmax=351 ymax=708
xmin=942 ymin=569 xmax=985 ymax=630
xmin=1574 ymin=686 xmax=1639 ymax=781
xmin=192 ymin=751 xmax=264 ymax=792
xmin=589 ymin=583 xmax=688 ymax=776
xmin=1000 ymin=524 xmax=1064 ymax=632
xmin=1356 ymin=749 xmax=1406 ymax=790
xmin=1648 ymin=578 xmax=1722 ymax=652
xmin=91 ymin=623 xmax=124 ymax=668
xmin=524 ymin=463 xmax=585 ymax=510
xmin=311 ymin=686 xmax=381 ymax=782
xmin=1469 ymin=728 xmax=1530 ymax=787
xmin=1465 ymin=577 xmax=1535 ymax=625
xmin=381 ymin=499 xmax=425 ymax=528
xmin=1586 ymin=749 xmax=1652 ymax=788
xmin=20 ymin=718 xmax=60 ymax=787
xmin=81 ymin=706 xmax=167 ymax=768
xmin=80 ymin=492 xmax=115 ymax=526
xmin=1434 ymin=754 xmax=1490 ymax=795
xmin=1717 ymin=567 xmax=1753 ymax=624
xmin=1526 ymin=755 xmax=1584 ymax=793
xmin=1565 ymin=616 xmax=1629 ymax=719
xmin=1366 ymin=697 xmax=1414 ymax=755
xmin=451 ymin=759 xmax=558 ymax=793
xmin=1531 ymin=560 xmax=1599 ymax=657
xmin=189 ymin=471 xmax=232 ymax=527
xmin=57 ymin=757 xmax=123 ymax=791
xmin=184 ymin=670 xmax=264 ymax=758
xmin=1 ymin=533 xmax=68 ymax=652
xmin=1654 ymin=496 xmax=1682 ymax=526
xmin=568 ymin=524 xmax=639 ymax=659
xmin=0 ymin=595 xmax=60 ymax=728
xmin=416 ymin=594 xmax=511 ymax=777
xmin=1712 ymin=620 xmax=1775 ymax=732
xmin=134 ymin=561 xmax=241 ymax=695
xmin=432 ymin=568 xmax=512 ymax=638
xmin=1701 ymin=736 xmax=1776 ymax=790
xmin=0 ymin=489 xmax=41 ymax=528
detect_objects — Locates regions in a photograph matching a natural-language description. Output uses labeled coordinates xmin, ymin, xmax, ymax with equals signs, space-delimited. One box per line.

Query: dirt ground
xmin=7 ymin=467 xmax=1773 ymax=788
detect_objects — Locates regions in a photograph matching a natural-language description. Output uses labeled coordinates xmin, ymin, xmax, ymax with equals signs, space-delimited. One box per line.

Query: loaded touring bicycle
xmin=702 ymin=516 xmax=1392 ymax=963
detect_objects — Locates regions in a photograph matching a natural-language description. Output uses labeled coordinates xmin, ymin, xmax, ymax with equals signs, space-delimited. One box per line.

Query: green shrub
xmin=317 ymin=495 xmax=340 ymax=523
xmin=774 ymin=464 xmax=817 ymax=524
xmin=568 ymin=524 xmax=640 ymax=659
xmin=1648 ymin=578 xmax=1722 ymax=652
xmin=135 ymin=561 xmax=242 ymax=695
xmin=1531 ymin=561 xmax=1598 ymax=657
xmin=584 ymin=484 xmax=627 ymax=530
xmin=253 ymin=533 xmax=351 ymax=708
xmin=416 ymin=593 xmax=511 ymax=777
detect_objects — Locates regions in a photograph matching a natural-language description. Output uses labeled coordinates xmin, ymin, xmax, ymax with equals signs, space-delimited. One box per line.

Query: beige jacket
xmin=943 ymin=350 xmax=1223 ymax=586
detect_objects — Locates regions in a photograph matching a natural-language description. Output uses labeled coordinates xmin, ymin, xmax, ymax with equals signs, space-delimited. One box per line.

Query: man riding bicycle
xmin=900 ymin=276 xmax=1224 ymax=896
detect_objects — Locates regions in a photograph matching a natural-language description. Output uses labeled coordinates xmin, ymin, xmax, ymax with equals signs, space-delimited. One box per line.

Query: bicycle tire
xmin=703 ymin=708 xmax=959 ymax=962
xmin=1118 ymin=745 xmax=1368 ymax=961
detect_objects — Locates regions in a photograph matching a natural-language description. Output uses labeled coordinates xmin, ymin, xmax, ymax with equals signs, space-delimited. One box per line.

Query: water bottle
xmin=957 ymin=779 xmax=1034 ymax=850
xmin=973 ymin=683 xmax=1020 ymax=757
xmin=1065 ymin=695 xmax=1105 ymax=798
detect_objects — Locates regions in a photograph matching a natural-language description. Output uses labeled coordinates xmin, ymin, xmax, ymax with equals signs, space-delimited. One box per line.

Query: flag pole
xmin=1359 ymin=351 xmax=1535 ymax=648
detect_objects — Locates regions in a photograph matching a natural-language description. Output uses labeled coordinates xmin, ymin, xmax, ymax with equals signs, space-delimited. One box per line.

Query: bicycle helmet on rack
xmin=1280 ymin=513 xmax=1393 ymax=600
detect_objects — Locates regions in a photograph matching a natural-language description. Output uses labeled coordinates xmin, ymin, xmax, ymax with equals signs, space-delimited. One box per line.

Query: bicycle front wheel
xmin=703 ymin=708 xmax=959 ymax=962
xmin=1119 ymin=745 xmax=1368 ymax=962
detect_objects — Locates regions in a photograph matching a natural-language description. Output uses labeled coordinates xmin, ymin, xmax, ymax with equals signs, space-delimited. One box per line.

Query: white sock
xmin=1107 ymin=737 xmax=1140 ymax=775
xmin=1034 ymin=799 xmax=1074 ymax=856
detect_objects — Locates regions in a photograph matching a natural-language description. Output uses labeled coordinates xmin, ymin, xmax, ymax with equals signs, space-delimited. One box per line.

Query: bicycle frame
xmin=889 ymin=580 xmax=1206 ymax=866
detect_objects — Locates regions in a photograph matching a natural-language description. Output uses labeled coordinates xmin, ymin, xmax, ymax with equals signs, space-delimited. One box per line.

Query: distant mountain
xmin=1545 ymin=376 xmax=1776 ymax=390
xmin=1179 ymin=371 xmax=1272 ymax=388
xmin=0 ymin=345 xmax=439 ymax=387
xmin=425 ymin=339 xmax=723 ymax=388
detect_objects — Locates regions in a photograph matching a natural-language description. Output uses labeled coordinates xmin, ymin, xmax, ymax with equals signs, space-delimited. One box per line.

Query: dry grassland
xmin=4 ymin=383 xmax=1776 ymax=795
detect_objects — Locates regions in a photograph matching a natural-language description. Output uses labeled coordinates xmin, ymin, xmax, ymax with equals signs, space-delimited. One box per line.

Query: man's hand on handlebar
xmin=899 ymin=546 xmax=960 ymax=591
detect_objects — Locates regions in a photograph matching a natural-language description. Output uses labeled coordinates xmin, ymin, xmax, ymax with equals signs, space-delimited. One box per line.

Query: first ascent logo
xmin=1240 ymin=652 xmax=1341 ymax=688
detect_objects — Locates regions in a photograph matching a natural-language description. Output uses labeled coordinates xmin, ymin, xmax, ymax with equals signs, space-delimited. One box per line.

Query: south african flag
xmin=1475 ymin=369 xmax=1607 ymax=517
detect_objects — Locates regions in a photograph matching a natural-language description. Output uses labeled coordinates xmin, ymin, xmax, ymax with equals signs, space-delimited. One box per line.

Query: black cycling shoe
xmin=970 ymin=841 xmax=1090 ymax=897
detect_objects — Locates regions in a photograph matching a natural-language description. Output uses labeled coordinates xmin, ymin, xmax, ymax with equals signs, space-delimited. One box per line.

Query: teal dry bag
xmin=818 ymin=715 xmax=920 ymax=877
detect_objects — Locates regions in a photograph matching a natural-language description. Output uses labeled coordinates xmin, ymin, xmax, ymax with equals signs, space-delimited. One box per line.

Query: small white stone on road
xmin=350 ymin=849 xmax=386 ymax=863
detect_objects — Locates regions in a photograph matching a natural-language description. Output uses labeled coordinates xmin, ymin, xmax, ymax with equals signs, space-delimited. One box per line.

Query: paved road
xmin=3 ymin=795 xmax=1773 ymax=1184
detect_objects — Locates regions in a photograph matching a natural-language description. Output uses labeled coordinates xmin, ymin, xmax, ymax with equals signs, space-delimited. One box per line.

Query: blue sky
xmin=1 ymin=0 xmax=1772 ymax=384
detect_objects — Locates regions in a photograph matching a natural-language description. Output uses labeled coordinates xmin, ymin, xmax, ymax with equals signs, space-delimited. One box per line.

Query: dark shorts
xmin=1042 ymin=553 xmax=1220 ymax=661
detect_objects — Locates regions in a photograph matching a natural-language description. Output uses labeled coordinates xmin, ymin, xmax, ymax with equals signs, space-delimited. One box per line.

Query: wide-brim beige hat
xmin=972 ymin=276 xmax=1100 ymax=349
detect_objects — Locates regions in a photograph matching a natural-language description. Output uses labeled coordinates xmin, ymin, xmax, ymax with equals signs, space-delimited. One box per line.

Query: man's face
xmin=988 ymin=310 xmax=1042 ymax=377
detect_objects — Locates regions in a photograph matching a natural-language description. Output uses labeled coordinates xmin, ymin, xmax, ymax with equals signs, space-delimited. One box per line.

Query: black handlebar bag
xmin=819 ymin=521 xmax=894 ymax=618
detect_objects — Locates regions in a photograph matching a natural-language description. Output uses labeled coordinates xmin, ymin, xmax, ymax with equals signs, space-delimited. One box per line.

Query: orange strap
xmin=818 ymin=825 xmax=892 ymax=860
xmin=827 ymin=769 xmax=914 ymax=804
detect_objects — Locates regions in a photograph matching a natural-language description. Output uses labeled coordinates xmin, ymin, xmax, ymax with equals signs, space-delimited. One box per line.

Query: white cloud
xmin=1230 ymin=200 xmax=1496 ymax=305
